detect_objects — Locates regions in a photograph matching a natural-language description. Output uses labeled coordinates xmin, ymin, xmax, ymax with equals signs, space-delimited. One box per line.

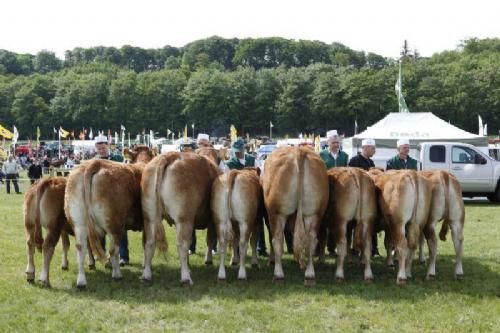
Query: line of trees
xmin=0 ymin=37 xmax=499 ymax=139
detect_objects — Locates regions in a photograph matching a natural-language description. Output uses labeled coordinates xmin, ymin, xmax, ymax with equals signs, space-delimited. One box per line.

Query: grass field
xmin=0 ymin=178 xmax=499 ymax=332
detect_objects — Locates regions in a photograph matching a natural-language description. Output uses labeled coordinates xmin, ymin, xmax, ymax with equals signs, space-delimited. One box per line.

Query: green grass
xmin=0 ymin=177 xmax=499 ymax=332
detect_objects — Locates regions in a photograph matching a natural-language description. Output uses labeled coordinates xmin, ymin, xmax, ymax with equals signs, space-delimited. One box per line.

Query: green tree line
xmin=0 ymin=37 xmax=499 ymax=139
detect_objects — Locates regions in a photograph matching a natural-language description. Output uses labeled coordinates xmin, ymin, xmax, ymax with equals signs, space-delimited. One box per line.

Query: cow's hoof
xmin=455 ymin=274 xmax=464 ymax=280
xmin=140 ymin=277 xmax=153 ymax=284
xmin=364 ymin=278 xmax=374 ymax=284
xmin=112 ymin=276 xmax=123 ymax=282
xmin=180 ymin=279 xmax=193 ymax=287
xmin=425 ymin=274 xmax=435 ymax=281
xmin=205 ymin=261 xmax=213 ymax=266
xmin=304 ymin=278 xmax=316 ymax=287
xmin=61 ymin=265 xmax=69 ymax=271
xmin=335 ymin=277 xmax=344 ymax=284
xmin=231 ymin=261 xmax=238 ymax=267
xmin=217 ymin=278 xmax=226 ymax=285
xmin=76 ymin=284 xmax=86 ymax=290
xmin=40 ymin=280 xmax=51 ymax=288
xmin=26 ymin=273 xmax=35 ymax=283
xmin=238 ymin=277 xmax=248 ymax=283
xmin=273 ymin=276 xmax=284 ymax=284
xmin=396 ymin=278 xmax=407 ymax=285
xmin=251 ymin=263 xmax=259 ymax=269
xmin=88 ymin=264 xmax=96 ymax=270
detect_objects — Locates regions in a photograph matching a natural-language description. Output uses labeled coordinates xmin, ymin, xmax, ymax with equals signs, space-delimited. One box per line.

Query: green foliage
xmin=0 ymin=37 xmax=500 ymax=137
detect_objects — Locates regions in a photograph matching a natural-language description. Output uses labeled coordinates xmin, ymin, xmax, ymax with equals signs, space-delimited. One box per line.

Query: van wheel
xmin=487 ymin=181 xmax=500 ymax=203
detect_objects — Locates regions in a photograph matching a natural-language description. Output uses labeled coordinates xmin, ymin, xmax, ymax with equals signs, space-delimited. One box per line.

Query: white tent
xmin=342 ymin=112 xmax=488 ymax=167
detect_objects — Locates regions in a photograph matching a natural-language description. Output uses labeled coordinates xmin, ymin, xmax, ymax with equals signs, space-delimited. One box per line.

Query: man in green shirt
xmin=319 ymin=130 xmax=349 ymax=169
xmin=386 ymin=139 xmax=419 ymax=170
xmin=225 ymin=138 xmax=255 ymax=170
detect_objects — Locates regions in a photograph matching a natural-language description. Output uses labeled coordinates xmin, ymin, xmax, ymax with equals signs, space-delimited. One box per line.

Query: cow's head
xmin=124 ymin=145 xmax=154 ymax=164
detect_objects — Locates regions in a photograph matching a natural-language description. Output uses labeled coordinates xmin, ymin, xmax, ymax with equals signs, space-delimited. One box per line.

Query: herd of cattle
xmin=23 ymin=145 xmax=465 ymax=289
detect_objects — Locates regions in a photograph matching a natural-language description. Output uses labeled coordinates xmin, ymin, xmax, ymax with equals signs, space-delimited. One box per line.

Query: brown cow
xmin=418 ymin=170 xmax=465 ymax=279
xmin=262 ymin=147 xmax=328 ymax=286
xmin=24 ymin=177 xmax=95 ymax=287
xmin=369 ymin=169 xmax=432 ymax=284
xmin=196 ymin=147 xmax=219 ymax=165
xmin=64 ymin=146 xmax=155 ymax=288
xmin=323 ymin=167 xmax=377 ymax=282
xmin=211 ymin=168 xmax=263 ymax=281
xmin=141 ymin=152 xmax=220 ymax=285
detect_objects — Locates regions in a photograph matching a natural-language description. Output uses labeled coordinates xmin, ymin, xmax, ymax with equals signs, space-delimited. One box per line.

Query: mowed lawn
xmin=0 ymin=179 xmax=499 ymax=333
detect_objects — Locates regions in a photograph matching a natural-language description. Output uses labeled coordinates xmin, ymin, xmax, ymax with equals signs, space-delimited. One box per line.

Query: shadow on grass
xmin=40 ymin=253 xmax=500 ymax=304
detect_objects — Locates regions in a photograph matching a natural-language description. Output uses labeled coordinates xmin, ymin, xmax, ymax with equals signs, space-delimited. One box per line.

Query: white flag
xmin=167 ymin=129 xmax=172 ymax=136
xmin=89 ymin=128 xmax=94 ymax=139
xmin=191 ymin=123 xmax=195 ymax=129
xmin=483 ymin=124 xmax=488 ymax=136
xmin=478 ymin=115 xmax=484 ymax=136
xmin=270 ymin=121 xmax=274 ymax=128
xmin=121 ymin=124 xmax=126 ymax=131
xmin=12 ymin=126 xmax=19 ymax=144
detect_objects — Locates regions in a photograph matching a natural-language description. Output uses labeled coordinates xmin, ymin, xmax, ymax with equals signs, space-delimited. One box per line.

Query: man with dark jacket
xmin=28 ymin=159 xmax=43 ymax=184
xmin=348 ymin=139 xmax=376 ymax=170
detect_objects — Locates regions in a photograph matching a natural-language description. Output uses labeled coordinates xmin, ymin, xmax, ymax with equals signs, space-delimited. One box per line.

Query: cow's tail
xmin=153 ymin=154 xmax=180 ymax=256
xmin=407 ymin=172 xmax=419 ymax=227
xmin=34 ymin=179 xmax=51 ymax=252
xmin=83 ymin=162 xmax=107 ymax=263
xmin=439 ymin=171 xmax=451 ymax=241
xmin=293 ymin=149 xmax=308 ymax=269
xmin=351 ymin=170 xmax=364 ymax=252
xmin=225 ymin=170 xmax=238 ymax=244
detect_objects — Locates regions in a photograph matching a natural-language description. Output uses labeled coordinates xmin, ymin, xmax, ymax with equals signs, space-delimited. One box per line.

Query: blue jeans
xmin=100 ymin=232 xmax=129 ymax=262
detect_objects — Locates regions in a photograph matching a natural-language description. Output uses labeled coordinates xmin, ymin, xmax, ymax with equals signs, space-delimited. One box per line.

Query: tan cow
xmin=369 ymin=169 xmax=432 ymax=284
xmin=64 ymin=146 xmax=156 ymax=288
xmin=323 ymin=167 xmax=377 ymax=282
xmin=196 ymin=147 xmax=219 ymax=165
xmin=262 ymin=147 xmax=328 ymax=286
xmin=24 ymin=177 xmax=96 ymax=287
xmin=141 ymin=152 xmax=220 ymax=285
xmin=418 ymin=170 xmax=464 ymax=279
xmin=211 ymin=168 xmax=263 ymax=281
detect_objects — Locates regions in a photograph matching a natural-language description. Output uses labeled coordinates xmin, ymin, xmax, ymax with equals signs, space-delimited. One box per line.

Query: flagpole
xmin=269 ymin=121 xmax=273 ymax=141
xmin=58 ymin=128 xmax=61 ymax=159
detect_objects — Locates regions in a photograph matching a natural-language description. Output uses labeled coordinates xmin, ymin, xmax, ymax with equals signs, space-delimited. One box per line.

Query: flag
xmin=354 ymin=120 xmax=358 ymax=135
xmin=478 ymin=115 xmax=484 ymax=136
xmin=115 ymin=132 xmax=119 ymax=144
xmin=230 ymin=125 xmax=237 ymax=142
xmin=270 ymin=121 xmax=274 ymax=128
xmin=89 ymin=128 xmax=94 ymax=139
xmin=167 ymin=129 xmax=172 ymax=136
xmin=314 ymin=135 xmax=321 ymax=153
xmin=13 ymin=126 xmax=19 ymax=144
xmin=395 ymin=60 xmax=410 ymax=113
xmin=0 ymin=124 xmax=14 ymax=139
xmin=121 ymin=124 xmax=126 ymax=131
xmin=36 ymin=126 xmax=41 ymax=142
xmin=484 ymin=124 xmax=488 ymax=136
xmin=183 ymin=125 xmax=188 ymax=142
xmin=53 ymin=127 xmax=57 ymax=134
xmin=191 ymin=123 xmax=195 ymax=129
xmin=59 ymin=127 xmax=69 ymax=138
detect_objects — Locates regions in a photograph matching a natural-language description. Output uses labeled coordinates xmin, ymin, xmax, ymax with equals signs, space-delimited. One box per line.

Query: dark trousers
xmin=6 ymin=174 xmax=20 ymax=194
xmin=257 ymin=218 xmax=268 ymax=252
xmin=100 ymin=232 xmax=129 ymax=262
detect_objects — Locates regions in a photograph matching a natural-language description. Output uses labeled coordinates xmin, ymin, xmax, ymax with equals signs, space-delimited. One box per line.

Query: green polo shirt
xmin=319 ymin=149 xmax=349 ymax=169
xmin=386 ymin=155 xmax=418 ymax=170
xmin=226 ymin=154 xmax=255 ymax=170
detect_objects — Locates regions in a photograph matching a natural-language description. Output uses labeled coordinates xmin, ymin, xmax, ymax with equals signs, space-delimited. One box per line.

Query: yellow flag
xmin=0 ymin=124 xmax=14 ymax=139
xmin=314 ymin=135 xmax=321 ymax=153
xmin=59 ymin=127 xmax=69 ymax=138
xmin=230 ymin=125 xmax=237 ymax=142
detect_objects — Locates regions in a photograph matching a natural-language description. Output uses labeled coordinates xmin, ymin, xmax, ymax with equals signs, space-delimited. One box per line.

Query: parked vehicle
xmin=419 ymin=142 xmax=500 ymax=202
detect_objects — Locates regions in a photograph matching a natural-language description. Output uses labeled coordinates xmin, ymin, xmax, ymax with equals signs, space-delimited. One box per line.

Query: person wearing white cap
xmin=196 ymin=133 xmax=211 ymax=148
xmin=386 ymin=138 xmax=418 ymax=170
xmin=348 ymin=139 xmax=376 ymax=170
xmin=319 ymin=129 xmax=349 ymax=169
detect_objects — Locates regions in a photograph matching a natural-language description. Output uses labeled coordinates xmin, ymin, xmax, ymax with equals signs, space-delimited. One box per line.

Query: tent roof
xmin=351 ymin=112 xmax=487 ymax=147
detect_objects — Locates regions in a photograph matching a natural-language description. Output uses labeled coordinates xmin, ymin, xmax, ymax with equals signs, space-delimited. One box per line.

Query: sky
xmin=1 ymin=0 xmax=499 ymax=59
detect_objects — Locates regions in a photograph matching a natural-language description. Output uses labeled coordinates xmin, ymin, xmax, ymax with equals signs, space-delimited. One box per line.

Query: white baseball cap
xmin=94 ymin=135 xmax=108 ymax=144
xmin=361 ymin=139 xmax=376 ymax=147
xmin=326 ymin=130 xmax=339 ymax=139
xmin=197 ymin=133 xmax=209 ymax=142
xmin=397 ymin=138 xmax=410 ymax=147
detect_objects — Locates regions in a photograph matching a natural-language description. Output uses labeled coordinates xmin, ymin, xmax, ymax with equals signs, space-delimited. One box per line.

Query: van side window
xmin=429 ymin=145 xmax=446 ymax=163
xmin=452 ymin=146 xmax=476 ymax=164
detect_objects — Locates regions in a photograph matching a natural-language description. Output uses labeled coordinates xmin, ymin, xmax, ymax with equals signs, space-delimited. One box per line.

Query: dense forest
xmin=0 ymin=36 xmax=499 ymax=139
